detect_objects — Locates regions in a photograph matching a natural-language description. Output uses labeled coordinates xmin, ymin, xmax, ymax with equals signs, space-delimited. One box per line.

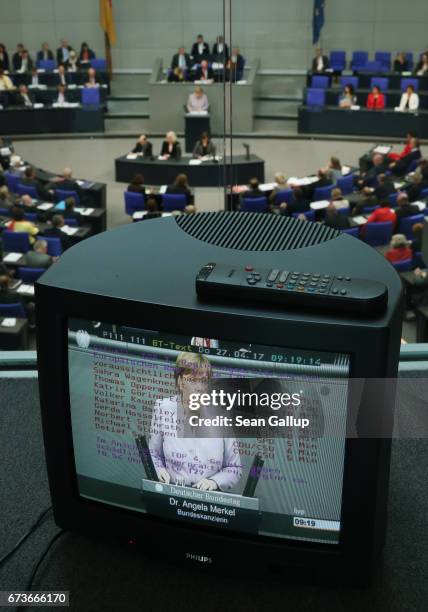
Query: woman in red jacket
xmin=366 ymin=85 xmax=385 ymax=110
xmin=385 ymin=234 xmax=412 ymax=263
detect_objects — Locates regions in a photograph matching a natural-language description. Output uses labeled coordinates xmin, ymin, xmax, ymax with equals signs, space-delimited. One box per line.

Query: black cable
xmin=0 ymin=505 xmax=53 ymax=567
xmin=16 ymin=530 xmax=67 ymax=612
xmin=25 ymin=530 xmax=66 ymax=592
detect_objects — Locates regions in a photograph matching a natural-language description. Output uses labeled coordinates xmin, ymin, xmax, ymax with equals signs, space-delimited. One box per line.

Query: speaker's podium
xmin=185 ymin=112 xmax=211 ymax=153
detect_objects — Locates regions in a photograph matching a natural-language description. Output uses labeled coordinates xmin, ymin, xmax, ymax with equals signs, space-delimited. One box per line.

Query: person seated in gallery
xmin=385 ymin=234 xmax=413 ymax=263
xmin=393 ymin=52 xmax=410 ymax=73
xmin=366 ymin=85 xmax=385 ymax=110
xmin=415 ymin=53 xmax=428 ymax=76
xmin=186 ymin=86 xmax=209 ymax=112
xmin=226 ymin=47 xmax=245 ymax=82
xmin=127 ymin=173 xmax=146 ymax=196
xmin=142 ymin=197 xmax=162 ymax=221
xmin=192 ymin=132 xmax=216 ymax=159
xmin=397 ymin=84 xmax=419 ymax=111
xmin=79 ymin=42 xmax=96 ymax=65
xmin=85 ymin=67 xmax=100 ymax=88
xmin=37 ymin=42 xmax=54 ymax=63
xmin=166 ymin=173 xmax=193 ymax=205
xmin=338 ymin=84 xmax=357 ymax=108
xmin=311 ymin=48 xmax=329 ymax=72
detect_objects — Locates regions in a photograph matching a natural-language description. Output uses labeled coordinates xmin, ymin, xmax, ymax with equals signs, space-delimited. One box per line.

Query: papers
xmin=126 ymin=153 xmax=138 ymax=160
xmin=189 ymin=159 xmax=202 ymax=165
xmin=0 ymin=147 xmax=11 ymax=156
xmin=341 ymin=165 xmax=351 ymax=175
xmin=350 ymin=105 xmax=361 ymax=110
xmin=413 ymin=201 xmax=427 ymax=211
xmin=287 ymin=175 xmax=318 ymax=187
xmin=259 ymin=183 xmax=277 ymax=192
xmin=17 ymin=284 xmax=34 ymax=296
xmin=353 ymin=215 xmax=368 ymax=226
xmin=188 ymin=110 xmax=208 ymax=115
xmin=68 ymin=84 xmax=77 ymax=89
xmin=1 ymin=318 xmax=17 ymax=327
xmin=37 ymin=203 xmax=54 ymax=211
xmin=211 ymin=63 xmax=224 ymax=70
xmin=133 ymin=211 xmax=146 ymax=220
xmin=310 ymin=200 xmax=330 ymax=211
xmin=237 ymin=80 xmax=247 ymax=84
xmin=3 ymin=252 xmax=22 ymax=263
xmin=159 ymin=185 xmax=167 ymax=194
xmin=74 ymin=207 xmax=94 ymax=216
xmin=61 ymin=225 xmax=78 ymax=236
xmin=373 ymin=145 xmax=391 ymax=155
xmin=33 ymin=103 xmax=44 ymax=109
xmin=158 ymin=155 xmax=168 ymax=161
xmin=37 ymin=69 xmax=46 ymax=73
xmin=393 ymin=182 xmax=405 ymax=190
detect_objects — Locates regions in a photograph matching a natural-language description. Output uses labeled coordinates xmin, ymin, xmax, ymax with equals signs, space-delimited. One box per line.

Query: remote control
xmin=196 ymin=263 xmax=388 ymax=315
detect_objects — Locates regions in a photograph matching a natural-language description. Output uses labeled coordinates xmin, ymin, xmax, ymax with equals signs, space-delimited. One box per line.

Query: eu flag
xmin=313 ymin=0 xmax=326 ymax=45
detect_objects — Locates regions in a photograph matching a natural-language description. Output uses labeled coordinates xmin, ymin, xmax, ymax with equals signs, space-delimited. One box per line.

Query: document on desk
xmin=3 ymin=252 xmax=22 ymax=263
xmin=0 ymin=147 xmax=12 ymax=156
xmin=126 ymin=154 xmax=138 ymax=160
xmin=393 ymin=182 xmax=405 ymax=190
xmin=413 ymin=201 xmax=426 ymax=211
xmin=61 ymin=226 xmax=78 ymax=236
xmin=310 ymin=200 xmax=330 ymax=210
xmin=1 ymin=318 xmax=17 ymax=327
xmin=159 ymin=185 xmax=167 ymax=194
xmin=189 ymin=159 xmax=202 ymax=165
xmin=33 ymin=103 xmax=44 ymax=109
xmin=373 ymin=145 xmax=391 ymax=155
xmin=288 ymin=176 xmax=318 ymax=186
xmin=37 ymin=203 xmax=54 ymax=211
xmin=75 ymin=207 xmax=94 ymax=216
xmin=353 ymin=215 xmax=368 ymax=226
xmin=341 ymin=166 xmax=351 ymax=175
xmin=259 ymin=183 xmax=277 ymax=192
xmin=17 ymin=284 xmax=34 ymax=296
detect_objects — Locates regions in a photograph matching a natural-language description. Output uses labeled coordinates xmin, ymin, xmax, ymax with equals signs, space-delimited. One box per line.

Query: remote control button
xmin=302 ymin=273 xmax=310 ymax=278
xmin=248 ymin=278 xmax=257 ymax=285
xmin=245 ymin=265 xmax=254 ymax=272
xmin=276 ymin=283 xmax=284 ymax=289
xmin=345 ymin=277 xmax=351 ymax=281
xmin=318 ymin=289 xmax=327 ymax=293
xmin=253 ymin=274 xmax=261 ymax=281
xmin=332 ymin=289 xmax=338 ymax=294
xmin=278 ymin=271 xmax=289 ymax=283
xmin=266 ymin=283 xmax=273 ymax=287
xmin=312 ymin=273 xmax=320 ymax=278
xmin=337 ymin=275 xmax=343 ymax=281
xmin=307 ymin=288 xmax=315 ymax=293
xmin=297 ymin=286 xmax=305 ymax=292
xmin=268 ymin=269 xmax=279 ymax=282
xmin=323 ymin=274 xmax=330 ymax=279
xmin=340 ymin=289 xmax=347 ymax=295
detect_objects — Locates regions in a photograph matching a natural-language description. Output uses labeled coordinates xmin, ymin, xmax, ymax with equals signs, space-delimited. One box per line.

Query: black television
xmin=36 ymin=212 xmax=403 ymax=585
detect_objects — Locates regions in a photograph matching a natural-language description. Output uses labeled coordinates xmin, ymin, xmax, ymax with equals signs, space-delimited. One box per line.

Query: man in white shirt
xmin=18 ymin=50 xmax=32 ymax=73
xmin=312 ymin=48 xmax=329 ymax=72
xmin=171 ymin=47 xmax=191 ymax=71
xmin=187 ymin=86 xmax=209 ymax=112
xmin=30 ymin=68 xmax=40 ymax=87
xmin=56 ymin=84 xmax=67 ymax=106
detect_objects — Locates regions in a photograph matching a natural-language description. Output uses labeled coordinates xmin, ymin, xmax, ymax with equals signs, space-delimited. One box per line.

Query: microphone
xmin=243 ymin=143 xmax=250 ymax=160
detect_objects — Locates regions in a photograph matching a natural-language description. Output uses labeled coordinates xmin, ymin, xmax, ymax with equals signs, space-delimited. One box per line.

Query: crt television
xmin=36 ymin=212 xmax=403 ymax=584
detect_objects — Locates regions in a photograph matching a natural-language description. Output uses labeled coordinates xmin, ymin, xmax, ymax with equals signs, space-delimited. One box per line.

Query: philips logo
xmin=185 ymin=552 xmax=213 ymax=564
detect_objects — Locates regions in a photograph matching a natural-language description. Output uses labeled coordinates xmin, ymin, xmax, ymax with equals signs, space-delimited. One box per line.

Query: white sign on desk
xmin=3 ymin=252 xmax=22 ymax=263
xmin=1 ymin=318 xmax=17 ymax=327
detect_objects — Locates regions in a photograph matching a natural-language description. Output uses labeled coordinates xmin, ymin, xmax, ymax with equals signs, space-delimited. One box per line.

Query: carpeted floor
xmin=0 ymin=377 xmax=427 ymax=612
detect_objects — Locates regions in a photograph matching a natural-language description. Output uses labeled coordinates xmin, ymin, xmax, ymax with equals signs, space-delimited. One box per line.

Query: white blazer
xmin=399 ymin=92 xmax=419 ymax=111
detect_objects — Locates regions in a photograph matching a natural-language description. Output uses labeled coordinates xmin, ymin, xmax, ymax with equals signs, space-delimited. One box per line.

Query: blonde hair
xmin=331 ymin=187 xmax=343 ymax=200
xmin=174 ymin=352 xmax=212 ymax=385
xmin=390 ymin=234 xmax=409 ymax=249
xmin=166 ymin=131 xmax=177 ymax=143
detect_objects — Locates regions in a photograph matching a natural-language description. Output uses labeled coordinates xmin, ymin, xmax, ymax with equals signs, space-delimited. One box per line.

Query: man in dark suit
xmin=212 ymin=36 xmax=229 ymax=62
xmin=47 ymin=168 xmax=83 ymax=203
xmin=15 ymin=49 xmax=33 ymax=73
xmin=355 ymin=154 xmax=387 ymax=189
xmin=132 ymin=134 xmax=153 ymax=156
xmin=324 ymin=204 xmax=351 ymax=229
xmin=53 ymin=64 xmax=70 ymax=87
xmin=37 ymin=42 xmax=54 ymax=63
xmin=20 ymin=165 xmax=50 ymax=200
xmin=56 ymin=39 xmax=72 ymax=66
xmin=171 ymin=47 xmax=191 ymax=71
xmin=42 ymin=214 xmax=72 ymax=251
xmin=195 ymin=60 xmax=214 ymax=82
xmin=390 ymin=138 xmax=421 ymax=176
xmin=15 ymin=84 xmax=34 ymax=107
xmin=281 ymin=187 xmax=310 ymax=215
xmin=312 ymin=48 xmax=329 ymax=72
xmin=191 ymin=35 xmax=210 ymax=61
xmin=12 ymin=44 xmax=24 ymax=71
xmin=395 ymin=193 xmax=420 ymax=219
xmin=374 ymin=174 xmax=395 ymax=202
xmin=240 ymin=178 xmax=264 ymax=206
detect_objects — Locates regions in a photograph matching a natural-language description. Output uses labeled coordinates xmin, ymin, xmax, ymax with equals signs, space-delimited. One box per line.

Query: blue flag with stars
xmin=313 ymin=0 xmax=326 ymax=45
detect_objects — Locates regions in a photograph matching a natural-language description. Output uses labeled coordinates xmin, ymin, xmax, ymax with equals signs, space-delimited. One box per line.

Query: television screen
xmin=68 ymin=318 xmax=350 ymax=546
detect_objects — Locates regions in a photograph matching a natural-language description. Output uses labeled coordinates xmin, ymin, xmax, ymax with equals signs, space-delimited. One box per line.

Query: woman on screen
xmin=148 ymin=352 xmax=242 ymax=491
